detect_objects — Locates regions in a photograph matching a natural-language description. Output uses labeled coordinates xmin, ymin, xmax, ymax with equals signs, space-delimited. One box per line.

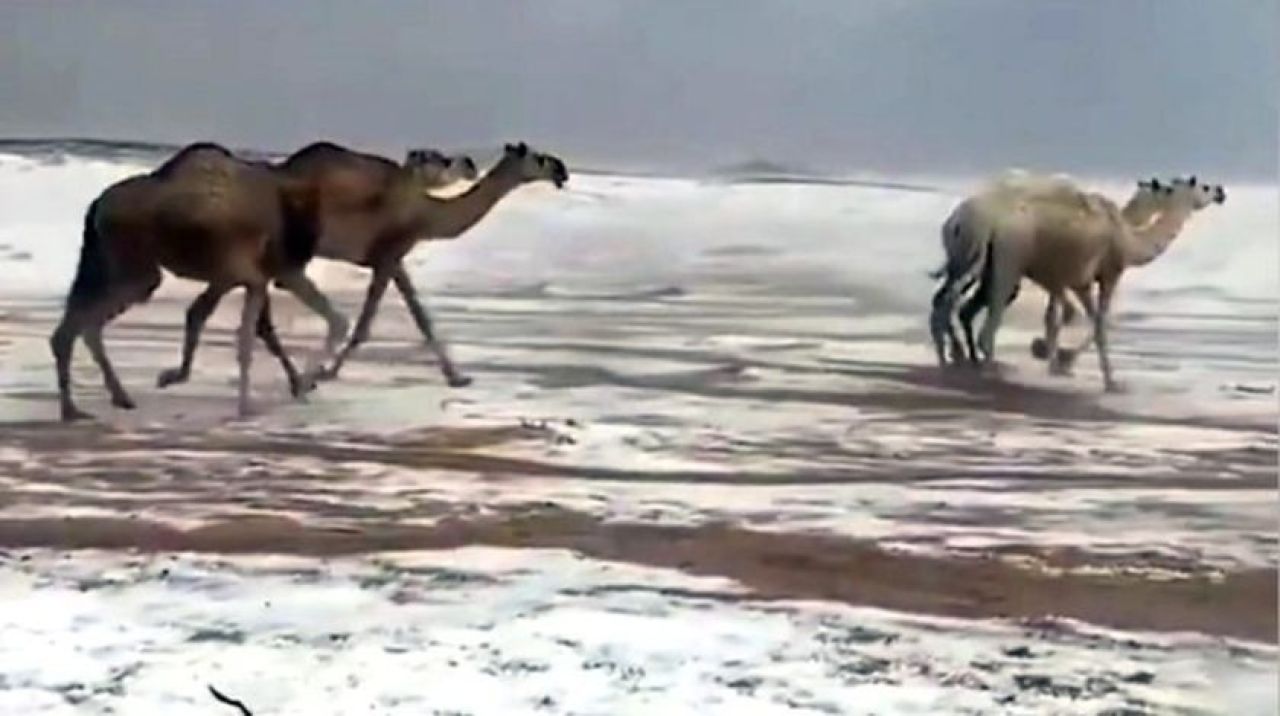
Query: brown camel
xmin=50 ymin=142 xmax=317 ymax=421
xmin=154 ymin=143 xmax=478 ymax=391
xmin=159 ymin=141 xmax=568 ymax=391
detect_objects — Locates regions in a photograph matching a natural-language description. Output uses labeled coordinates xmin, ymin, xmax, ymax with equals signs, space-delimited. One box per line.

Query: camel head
xmin=500 ymin=142 xmax=569 ymax=189
xmin=405 ymin=149 xmax=478 ymax=187
xmin=450 ymin=154 xmax=480 ymax=182
xmin=1167 ymin=175 xmax=1226 ymax=209
xmin=1122 ymin=177 xmax=1176 ymax=226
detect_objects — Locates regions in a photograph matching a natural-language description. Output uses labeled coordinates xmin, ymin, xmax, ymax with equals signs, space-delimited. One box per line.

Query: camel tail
xmin=67 ymin=198 xmax=109 ymax=309
xmin=937 ymin=218 xmax=988 ymax=286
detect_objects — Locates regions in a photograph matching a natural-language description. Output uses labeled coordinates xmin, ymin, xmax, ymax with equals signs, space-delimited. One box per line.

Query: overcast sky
xmin=1 ymin=1 xmax=1275 ymax=177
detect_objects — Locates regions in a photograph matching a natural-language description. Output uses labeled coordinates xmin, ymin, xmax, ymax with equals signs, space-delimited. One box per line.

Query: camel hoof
xmin=1104 ymin=381 xmax=1127 ymax=394
xmin=1030 ymin=337 xmax=1049 ymax=361
xmin=156 ymin=368 xmax=187 ymax=389
xmin=61 ymin=406 xmax=94 ymax=423
xmin=112 ymin=395 xmax=137 ymax=410
xmin=301 ymin=365 xmax=338 ymax=386
xmin=446 ymin=374 xmax=473 ymax=389
xmin=1057 ymin=348 xmax=1079 ymax=368
xmin=1049 ymin=361 xmax=1072 ymax=377
xmin=292 ymin=369 xmax=323 ymax=397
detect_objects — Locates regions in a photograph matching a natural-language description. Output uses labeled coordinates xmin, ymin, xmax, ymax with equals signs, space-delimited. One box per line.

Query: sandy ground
xmin=0 ymin=158 xmax=1276 ymax=712
xmin=0 ymin=275 xmax=1274 ymax=713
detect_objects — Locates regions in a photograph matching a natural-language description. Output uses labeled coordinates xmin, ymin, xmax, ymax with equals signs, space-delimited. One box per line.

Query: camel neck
xmin=1119 ymin=193 xmax=1161 ymax=231
xmin=1125 ymin=203 xmax=1194 ymax=267
xmin=418 ymin=162 xmax=522 ymax=239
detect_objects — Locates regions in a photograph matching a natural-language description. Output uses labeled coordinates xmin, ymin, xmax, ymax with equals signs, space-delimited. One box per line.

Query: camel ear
xmin=1188 ymin=175 xmax=1197 ymax=186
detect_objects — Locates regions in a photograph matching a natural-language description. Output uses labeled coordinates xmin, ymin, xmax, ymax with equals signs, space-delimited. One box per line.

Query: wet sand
xmin=1 ymin=507 xmax=1273 ymax=642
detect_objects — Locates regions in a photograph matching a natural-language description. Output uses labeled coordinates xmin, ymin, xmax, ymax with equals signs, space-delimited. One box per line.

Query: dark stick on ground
xmin=208 ymin=685 xmax=254 ymax=716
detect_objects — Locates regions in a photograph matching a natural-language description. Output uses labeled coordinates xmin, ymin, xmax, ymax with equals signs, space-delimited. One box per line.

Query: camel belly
xmin=1023 ymin=226 xmax=1107 ymax=289
xmin=154 ymin=233 xmax=269 ymax=284
xmin=315 ymin=211 xmax=382 ymax=265
xmin=1024 ymin=245 xmax=1103 ymax=289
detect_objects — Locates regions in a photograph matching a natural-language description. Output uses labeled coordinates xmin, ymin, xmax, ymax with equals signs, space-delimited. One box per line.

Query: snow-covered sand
xmin=0 ymin=144 xmax=1274 ymax=713
xmin=1 ymin=549 xmax=1274 ymax=715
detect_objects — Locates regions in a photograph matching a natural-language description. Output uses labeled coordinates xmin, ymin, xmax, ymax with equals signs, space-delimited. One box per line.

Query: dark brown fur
xmin=161 ymin=141 xmax=569 ymax=391
xmin=51 ymin=143 xmax=317 ymax=421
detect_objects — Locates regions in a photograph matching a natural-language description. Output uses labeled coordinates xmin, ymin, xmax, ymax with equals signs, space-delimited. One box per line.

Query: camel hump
xmin=286 ymin=141 xmax=349 ymax=163
xmin=988 ymin=169 xmax=1080 ymax=197
xmin=983 ymin=169 xmax=1116 ymax=217
xmin=154 ymin=142 xmax=238 ymax=178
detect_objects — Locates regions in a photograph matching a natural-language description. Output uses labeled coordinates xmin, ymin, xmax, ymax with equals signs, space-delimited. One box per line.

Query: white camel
xmin=950 ymin=177 xmax=1181 ymax=366
xmin=1021 ymin=176 xmax=1226 ymax=374
xmin=965 ymin=175 xmax=1225 ymax=391
xmin=929 ymin=172 xmax=1167 ymax=366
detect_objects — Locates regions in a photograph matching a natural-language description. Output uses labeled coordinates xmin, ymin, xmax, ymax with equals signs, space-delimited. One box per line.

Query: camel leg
xmin=392 ymin=264 xmax=471 ymax=387
xmin=928 ymin=280 xmax=961 ymax=366
xmin=957 ymin=288 xmax=984 ymax=365
xmin=254 ymin=293 xmax=307 ymax=399
xmin=1060 ymin=296 xmax=1079 ymax=326
xmin=82 ymin=323 xmax=134 ymax=410
xmin=1031 ymin=289 xmax=1087 ymax=361
xmin=1052 ymin=284 xmax=1099 ymax=372
xmin=975 ymin=250 xmax=1021 ymax=367
xmin=959 ymin=241 xmax=1025 ymax=365
xmin=236 ymin=285 xmax=267 ymax=417
xmin=959 ymin=278 xmax=1021 ymax=365
xmin=1041 ymin=289 xmax=1068 ymax=375
xmin=275 ymin=271 xmax=349 ymax=359
xmin=315 ymin=269 xmax=392 ymax=382
xmin=1036 ymin=283 xmax=1102 ymax=367
xmin=1094 ymin=276 xmax=1122 ymax=393
xmin=50 ymin=310 xmax=93 ymax=422
xmin=51 ymin=271 xmax=157 ymax=421
xmin=157 ymin=284 xmax=229 ymax=389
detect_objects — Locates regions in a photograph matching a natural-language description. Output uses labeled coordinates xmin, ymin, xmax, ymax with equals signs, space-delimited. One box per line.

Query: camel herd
xmin=51 ymin=141 xmax=566 ymax=421
xmin=930 ymin=171 xmax=1224 ymax=391
xmin=46 ymin=140 xmax=1223 ymax=421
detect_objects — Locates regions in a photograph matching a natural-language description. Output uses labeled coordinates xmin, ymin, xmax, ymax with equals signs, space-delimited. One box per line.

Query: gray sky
xmin=1 ymin=1 xmax=1275 ymax=178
